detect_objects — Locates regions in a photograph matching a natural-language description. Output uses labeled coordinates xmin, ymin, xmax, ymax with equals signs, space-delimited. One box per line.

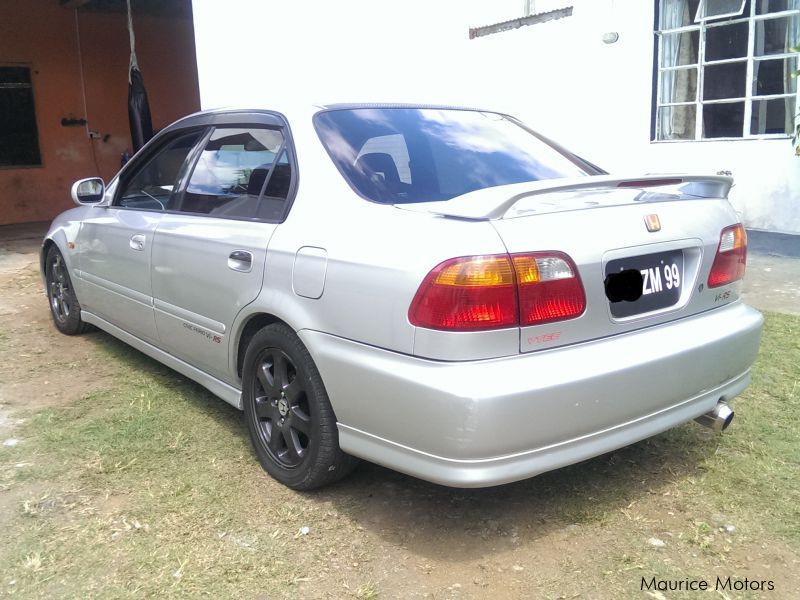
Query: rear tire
xmin=44 ymin=246 xmax=90 ymax=335
xmin=242 ymin=323 xmax=358 ymax=490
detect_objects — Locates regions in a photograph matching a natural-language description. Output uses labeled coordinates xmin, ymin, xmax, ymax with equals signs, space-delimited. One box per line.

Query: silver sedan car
xmin=42 ymin=104 xmax=763 ymax=489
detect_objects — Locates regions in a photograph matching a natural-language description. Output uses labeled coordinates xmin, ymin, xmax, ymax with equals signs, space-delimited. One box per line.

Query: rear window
xmin=314 ymin=107 xmax=589 ymax=204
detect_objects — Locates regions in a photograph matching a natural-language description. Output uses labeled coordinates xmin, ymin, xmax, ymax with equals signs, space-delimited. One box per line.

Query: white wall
xmin=192 ymin=0 xmax=800 ymax=233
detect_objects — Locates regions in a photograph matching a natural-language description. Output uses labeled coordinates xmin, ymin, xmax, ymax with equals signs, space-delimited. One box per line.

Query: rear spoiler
xmin=484 ymin=174 xmax=733 ymax=220
xmin=398 ymin=174 xmax=734 ymax=220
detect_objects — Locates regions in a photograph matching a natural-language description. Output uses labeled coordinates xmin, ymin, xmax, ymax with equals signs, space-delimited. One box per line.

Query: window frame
xmin=653 ymin=0 xmax=800 ymax=142
xmin=695 ymin=0 xmax=747 ymax=22
xmin=111 ymin=110 xmax=299 ymax=224
xmin=0 ymin=64 xmax=42 ymax=169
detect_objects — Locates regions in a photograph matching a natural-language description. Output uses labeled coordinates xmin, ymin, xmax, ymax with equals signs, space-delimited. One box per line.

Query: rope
xmin=75 ymin=8 xmax=103 ymax=178
xmin=127 ymin=0 xmax=138 ymax=81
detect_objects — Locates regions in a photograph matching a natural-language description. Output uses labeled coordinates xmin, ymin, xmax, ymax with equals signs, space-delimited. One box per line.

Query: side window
xmin=117 ymin=131 xmax=203 ymax=210
xmin=181 ymin=127 xmax=290 ymax=220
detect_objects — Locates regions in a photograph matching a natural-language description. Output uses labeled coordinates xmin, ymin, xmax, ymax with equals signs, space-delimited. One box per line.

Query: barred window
xmin=654 ymin=0 xmax=799 ymax=140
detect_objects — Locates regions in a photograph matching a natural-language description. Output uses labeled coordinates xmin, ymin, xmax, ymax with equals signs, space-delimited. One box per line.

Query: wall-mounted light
xmin=602 ymin=32 xmax=620 ymax=44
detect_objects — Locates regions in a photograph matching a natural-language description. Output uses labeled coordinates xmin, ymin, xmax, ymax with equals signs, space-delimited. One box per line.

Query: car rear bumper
xmin=300 ymin=302 xmax=763 ymax=487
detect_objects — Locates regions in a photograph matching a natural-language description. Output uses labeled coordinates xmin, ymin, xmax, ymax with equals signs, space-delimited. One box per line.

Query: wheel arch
xmin=40 ymin=209 xmax=85 ymax=277
xmin=40 ymin=237 xmax=57 ymax=278
xmin=40 ymin=234 xmax=76 ymax=288
xmin=234 ymin=312 xmax=295 ymax=379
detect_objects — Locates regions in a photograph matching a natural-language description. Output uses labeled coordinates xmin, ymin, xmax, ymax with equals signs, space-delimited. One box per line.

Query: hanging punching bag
xmin=128 ymin=66 xmax=152 ymax=153
xmin=126 ymin=0 xmax=153 ymax=153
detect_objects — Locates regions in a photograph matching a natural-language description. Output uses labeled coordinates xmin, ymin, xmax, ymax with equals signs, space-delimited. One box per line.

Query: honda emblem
xmin=644 ymin=214 xmax=661 ymax=232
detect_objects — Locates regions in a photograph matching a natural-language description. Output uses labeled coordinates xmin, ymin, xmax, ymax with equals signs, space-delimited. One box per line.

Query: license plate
xmin=605 ymin=249 xmax=684 ymax=318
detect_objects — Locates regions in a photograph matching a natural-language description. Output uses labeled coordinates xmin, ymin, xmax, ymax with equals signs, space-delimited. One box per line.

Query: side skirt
xmin=81 ymin=310 xmax=243 ymax=410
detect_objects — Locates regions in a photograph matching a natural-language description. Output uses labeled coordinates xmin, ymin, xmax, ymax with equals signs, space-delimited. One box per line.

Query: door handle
xmin=129 ymin=234 xmax=146 ymax=251
xmin=228 ymin=250 xmax=253 ymax=272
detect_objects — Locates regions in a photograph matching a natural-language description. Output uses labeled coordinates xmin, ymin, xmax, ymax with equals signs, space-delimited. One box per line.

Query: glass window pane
xmin=755 ymin=15 xmax=800 ymax=55
xmin=182 ymin=127 xmax=285 ymax=219
xmin=755 ymin=0 xmax=800 ymax=14
xmin=118 ymin=131 xmax=203 ymax=210
xmin=314 ymin=108 xmax=588 ymax=204
xmin=657 ymin=105 xmax=698 ymax=139
xmin=753 ymin=56 xmax=798 ymax=94
xmin=661 ymin=0 xmax=702 ymax=29
xmin=660 ymin=31 xmax=700 ymax=66
xmin=696 ymin=0 xmax=747 ymax=21
xmin=751 ymin=96 xmax=797 ymax=133
xmin=703 ymin=61 xmax=747 ymax=99
xmin=660 ymin=68 xmax=699 ymax=102
xmin=357 ymin=134 xmax=412 ymax=183
xmin=255 ymin=150 xmax=292 ymax=221
xmin=703 ymin=101 xmax=745 ymax=136
xmin=0 ymin=66 xmax=31 ymax=84
xmin=705 ymin=21 xmax=750 ymax=61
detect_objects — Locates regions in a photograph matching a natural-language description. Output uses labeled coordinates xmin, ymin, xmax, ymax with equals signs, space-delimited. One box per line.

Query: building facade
xmin=0 ymin=0 xmax=200 ymax=226
xmin=157 ymin=1 xmax=800 ymax=233
xmin=466 ymin=0 xmax=800 ymax=233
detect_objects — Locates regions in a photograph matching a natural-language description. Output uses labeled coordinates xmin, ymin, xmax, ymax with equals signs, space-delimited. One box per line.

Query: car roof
xmin=171 ymin=102 xmax=505 ymax=125
xmin=317 ymin=102 xmax=503 ymax=113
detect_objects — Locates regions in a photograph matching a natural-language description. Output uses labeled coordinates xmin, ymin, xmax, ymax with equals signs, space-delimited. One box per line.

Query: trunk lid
xmin=397 ymin=175 xmax=743 ymax=354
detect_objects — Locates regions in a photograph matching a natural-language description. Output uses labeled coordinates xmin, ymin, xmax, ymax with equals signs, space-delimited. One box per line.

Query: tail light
xmin=408 ymin=255 xmax=517 ymax=331
xmin=409 ymin=252 xmax=585 ymax=331
xmin=513 ymin=253 xmax=586 ymax=325
xmin=708 ymin=224 xmax=747 ymax=288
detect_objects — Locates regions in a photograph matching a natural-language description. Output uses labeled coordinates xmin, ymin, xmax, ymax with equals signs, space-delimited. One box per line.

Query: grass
xmin=0 ymin=338 xmax=377 ymax=598
xmin=0 ymin=312 xmax=798 ymax=598
xmin=687 ymin=311 xmax=800 ymax=542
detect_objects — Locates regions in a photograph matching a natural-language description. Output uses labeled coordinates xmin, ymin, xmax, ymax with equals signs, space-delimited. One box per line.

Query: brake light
xmin=408 ymin=255 xmax=517 ymax=331
xmin=409 ymin=252 xmax=585 ymax=331
xmin=513 ymin=253 xmax=586 ymax=325
xmin=708 ymin=224 xmax=747 ymax=288
xmin=617 ymin=178 xmax=683 ymax=188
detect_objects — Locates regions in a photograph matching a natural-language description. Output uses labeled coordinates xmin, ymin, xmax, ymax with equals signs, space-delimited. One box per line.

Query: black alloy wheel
xmin=251 ymin=347 xmax=311 ymax=468
xmin=49 ymin=250 xmax=71 ymax=323
xmin=45 ymin=246 xmax=89 ymax=335
xmin=242 ymin=323 xmax=358 ymax=489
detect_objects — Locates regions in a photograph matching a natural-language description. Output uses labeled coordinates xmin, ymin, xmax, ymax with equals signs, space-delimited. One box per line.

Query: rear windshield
xmin=314 ymin=108 xmax=590 ymax=204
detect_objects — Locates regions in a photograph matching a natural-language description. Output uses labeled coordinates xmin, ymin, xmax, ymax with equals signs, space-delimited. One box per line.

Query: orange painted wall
xmin=0 ymin=0 xmax=200 ymax=225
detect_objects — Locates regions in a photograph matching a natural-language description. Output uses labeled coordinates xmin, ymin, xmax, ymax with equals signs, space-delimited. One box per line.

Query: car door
xmin=77 ymin=130 xmax=206 ymax=344
xmin=150 ymin=122 xmax=295 ymax=383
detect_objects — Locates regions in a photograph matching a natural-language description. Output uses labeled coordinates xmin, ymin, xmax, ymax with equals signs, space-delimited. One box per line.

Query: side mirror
xmin=71 ymin=177 xmax=105 ymax=206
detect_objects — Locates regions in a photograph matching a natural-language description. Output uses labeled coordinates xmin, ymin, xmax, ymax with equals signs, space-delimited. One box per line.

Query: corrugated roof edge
xmin=469 ymin=6 xmax=574 ymax=39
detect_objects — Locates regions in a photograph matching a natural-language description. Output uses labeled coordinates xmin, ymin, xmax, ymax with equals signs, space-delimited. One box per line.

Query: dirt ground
xmin=1 ymin=223 xmax=799 ymax=599
xmin=740 ymin=231 xmax=800 ymax=316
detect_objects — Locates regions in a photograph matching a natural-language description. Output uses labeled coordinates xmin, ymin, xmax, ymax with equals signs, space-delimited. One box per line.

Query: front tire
xmin=44 ymin=245 xmax=89 ymax=335
xmin=242 ymin=323 xmax=358 ymax=490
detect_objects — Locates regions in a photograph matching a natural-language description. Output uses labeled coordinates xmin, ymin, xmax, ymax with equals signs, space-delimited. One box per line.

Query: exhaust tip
xmin=717 ymin=403 xmax=734 ymax=431
xmin=695 ymin=401 xmax=734 ymax=432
